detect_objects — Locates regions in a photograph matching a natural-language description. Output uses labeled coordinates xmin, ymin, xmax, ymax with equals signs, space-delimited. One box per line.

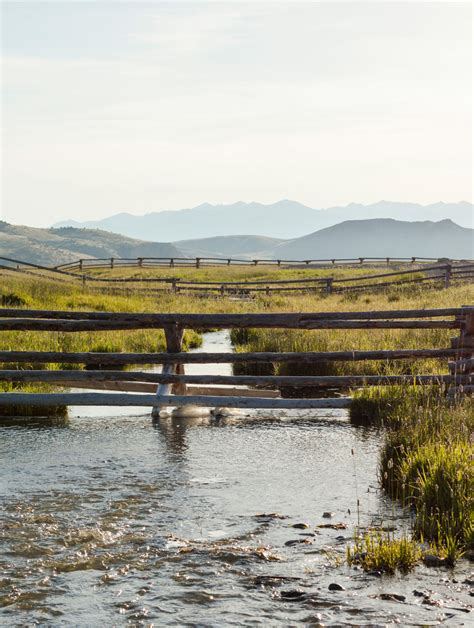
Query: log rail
xmin=2 ymin=256 xmax=473 ymax=296
xmin=0 ymin=306 xmax=473 ymax=414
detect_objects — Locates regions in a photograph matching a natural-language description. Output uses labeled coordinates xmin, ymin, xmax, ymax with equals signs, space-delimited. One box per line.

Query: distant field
xmin=1 ymin=267 xmax=472 ymax=380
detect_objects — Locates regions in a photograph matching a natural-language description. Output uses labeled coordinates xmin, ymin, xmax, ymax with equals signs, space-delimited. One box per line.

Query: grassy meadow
xmin=1 ymin=267 xmax=472 ymax=375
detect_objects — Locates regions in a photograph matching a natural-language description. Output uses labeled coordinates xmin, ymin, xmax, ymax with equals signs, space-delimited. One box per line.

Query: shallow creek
xmin=1 ymin=331 xmax=472 ymax=626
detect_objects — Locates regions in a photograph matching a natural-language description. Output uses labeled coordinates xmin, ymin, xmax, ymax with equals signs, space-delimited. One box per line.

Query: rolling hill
xmin=1 ymin=218 xmax=472 ymax=266
xmin=271 ymin=219 xmax=474 ymax=260
xmin=53 ymin=200 xmax=473 ymax=241
xmin=0 ymin=222 xmax=182 ymax=267
xmin=174 ymin=235 xmax=283 ymax=259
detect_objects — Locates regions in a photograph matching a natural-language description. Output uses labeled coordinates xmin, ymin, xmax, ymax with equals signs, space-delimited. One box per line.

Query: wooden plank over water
xmin=0 ymin=307 xmax=466 ymax=320
xmin=0 ymin=347 xmax=469 ymax=365
xmin=0 ymin=392 xmax=352 ymax=409
xmin=0 ymin=318 xmax=462 ymax=332
xmin=0 ymin=370 xmax=470 ymax=387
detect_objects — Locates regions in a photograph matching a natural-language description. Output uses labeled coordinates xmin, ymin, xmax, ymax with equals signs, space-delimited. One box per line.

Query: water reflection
xmin=152 ymin=415 xmax=213 ymax=454
xmin=0 ymin=415 xmax=70 ymax=429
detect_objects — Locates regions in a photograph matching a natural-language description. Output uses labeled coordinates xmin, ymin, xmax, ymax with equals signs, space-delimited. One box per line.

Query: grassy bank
xmin=348 ymin=388 xmax=473 ymax=569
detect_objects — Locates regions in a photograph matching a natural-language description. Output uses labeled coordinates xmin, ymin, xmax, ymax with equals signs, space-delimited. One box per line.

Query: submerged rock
xmin=379 ymin=593 xmax=406 ymax=602
xmin=285 ymin=538 xmax=313 ymax=547
xmin=322 ymin=512 xmax=335 ymax=519
xmin=254 ymin=512 xmax=287 ymax=522
xmin=423 ymin=554 xmax=448 ymax=568
xmin=280 ymin=589 xmax=306 ymax=600
xmin=366 ymin=570 xmax=382 ymax=578
xmin=328 ymin=582 xmax=345 ymax=591
xmin=253 ymin=575 xmax=300 ymax=587
xmin=292 ymin=523 xmax=310 ymax=529
xmin=316 ymin=522 xmax=348 ymax=530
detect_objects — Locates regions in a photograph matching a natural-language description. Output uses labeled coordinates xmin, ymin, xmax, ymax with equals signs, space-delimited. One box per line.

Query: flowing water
xmin=0 ymin=332 xmax=472 ymax=626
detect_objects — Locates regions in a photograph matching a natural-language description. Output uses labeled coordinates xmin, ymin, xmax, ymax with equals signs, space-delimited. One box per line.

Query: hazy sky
xmin=1 ymin=1 xmax=472 ymax=227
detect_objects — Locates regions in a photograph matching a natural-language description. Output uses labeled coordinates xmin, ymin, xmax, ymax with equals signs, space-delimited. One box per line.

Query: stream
xmin=0 ymin=331 xmax=472 ymax=625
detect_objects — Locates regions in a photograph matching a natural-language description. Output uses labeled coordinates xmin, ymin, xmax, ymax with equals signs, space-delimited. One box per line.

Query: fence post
xmin=227 ymin=259 xmax=231 ymax=266
xmin=138 ymin=258 xmax=143 ymax=268
xmin=110 ymin=257 xmax=114 ymax=269
xmin=449 ymin=306 xmax=474 ymax=399
xmin=170 ymin=258 xmax=174 ymax=268
xmin=151 ymin=324 xmax=185 ymax=418
xmin=444 ymin=263 xmax=452 ymax=289
xmin=79 ymin=259 xmax=83 ymax=271
xmin=196 ymin=258 xmax=200 ymax=269
xmin=266 ymin=286 xmax=270 ymax=296
xmin=386 ymin=257 xmax=390 ymax=266
xmin=325 ymin=278 xmax=333 ymax=295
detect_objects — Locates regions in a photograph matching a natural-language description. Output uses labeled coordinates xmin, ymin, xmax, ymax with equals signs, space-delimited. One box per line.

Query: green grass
xmin=0 ymin=382 xmax=69 ymax=418
xmin=347 ymin=531 xmax=422 ymax=573
xmin=349 ymin=384 xmax=437 ymax=426
xmin=349 ymin=387 xmax=474 ymax=564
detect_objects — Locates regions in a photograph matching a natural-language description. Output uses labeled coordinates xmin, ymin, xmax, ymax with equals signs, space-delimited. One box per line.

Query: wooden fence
xmin=55 ymin=255 xmax=473 ymax=271
xmin=0 ymin=306 xmax=472 ymax=414
xmin=1 ymin=256 xmax=474 ymax=297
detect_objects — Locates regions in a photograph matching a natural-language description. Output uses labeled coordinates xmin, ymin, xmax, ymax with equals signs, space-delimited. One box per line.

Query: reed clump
xmin=349 ymin=384 xmax=436 ymax=426
xmin=347 ymin=531 xmax=421 ymax=573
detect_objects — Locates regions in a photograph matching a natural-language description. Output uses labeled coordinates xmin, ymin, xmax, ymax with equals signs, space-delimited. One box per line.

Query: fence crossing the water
xmin=0 ymin=306 xmax=472 ymax=416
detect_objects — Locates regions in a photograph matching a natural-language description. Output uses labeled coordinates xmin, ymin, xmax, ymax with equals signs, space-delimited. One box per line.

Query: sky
xmin=1 ymin=1 xmax=472 ymax=227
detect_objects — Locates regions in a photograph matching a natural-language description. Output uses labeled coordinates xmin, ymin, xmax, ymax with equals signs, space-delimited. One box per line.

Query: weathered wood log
xmin=0 ymin=347 xmax=469 ymax=365
xmin=44 ymin=380 xmax=282 ymax=397
xmin=0 ymin=307 xmax=465 ymax=321
xmin=1 ymin=370 xmax=470 ymax=387
xmin=0 ymin=392 xmax=352 ymax=409
xmin=451 ymin=336 xmax=474 ymax=349
xmin=448 ymin=357 xmax=474 ymax=371
xmin=0 ymin=318 xmax=461 ymax=331
xmin=164 ymin=324 xmax=186 ymax=395
xmin=50 ymin=255 xmax=471 ymax=272
xmin=168 ymin=276 xmax=327 ymax=287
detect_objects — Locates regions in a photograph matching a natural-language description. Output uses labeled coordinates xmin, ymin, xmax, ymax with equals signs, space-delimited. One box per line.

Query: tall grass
xmin=351 ymin=387 xmax=473 ymax=564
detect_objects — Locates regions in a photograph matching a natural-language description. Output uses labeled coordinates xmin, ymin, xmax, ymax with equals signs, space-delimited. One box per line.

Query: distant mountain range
xmin=0 ymin=222 xmax=180 ymax=267
xmin=53 ymin=200 xmax=473 ymax=241
xmin=1 ymin=218 xmax=472 ymax=266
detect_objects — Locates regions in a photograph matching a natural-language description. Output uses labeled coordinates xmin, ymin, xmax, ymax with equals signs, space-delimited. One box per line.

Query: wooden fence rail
xmin=1 ymin=256 xmax=473 ymax=296
xmin=0 ymin=306 xmax=473 ymax=415
xmin=54 ymin=255 xmax=473 ymax=271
